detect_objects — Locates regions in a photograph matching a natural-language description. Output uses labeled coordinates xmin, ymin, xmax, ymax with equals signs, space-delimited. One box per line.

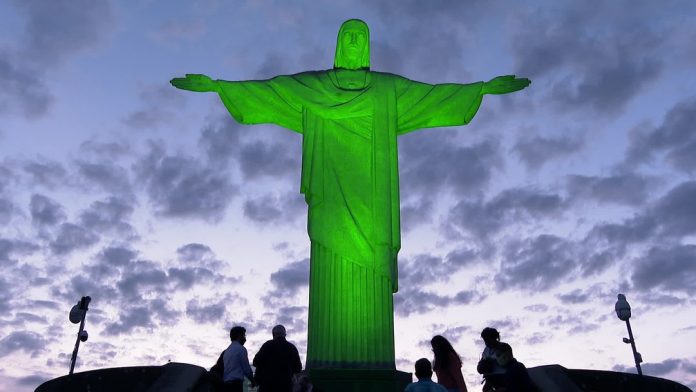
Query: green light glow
xmin=171 ymin=18 xmax=530 ymax=370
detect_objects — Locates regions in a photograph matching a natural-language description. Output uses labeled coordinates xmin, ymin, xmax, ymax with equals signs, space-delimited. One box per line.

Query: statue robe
xmin=216 ymin=70 xmax=482 ymax=368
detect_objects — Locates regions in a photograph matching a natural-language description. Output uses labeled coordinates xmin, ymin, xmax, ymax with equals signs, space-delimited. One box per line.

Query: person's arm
xmin=239 ymin=346 xmax=254 ymax=383
xmin=291 ymin=344 xmax=303 ymax=373
xmin=252 ymin=343 xmax=265 ymax=368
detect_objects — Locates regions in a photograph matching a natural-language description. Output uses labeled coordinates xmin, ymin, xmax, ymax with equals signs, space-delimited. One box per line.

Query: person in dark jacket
xmin=493 ymin=343 xmax=537 ymax=392
xmin=253 ymin=324 xmax=303 ymax=392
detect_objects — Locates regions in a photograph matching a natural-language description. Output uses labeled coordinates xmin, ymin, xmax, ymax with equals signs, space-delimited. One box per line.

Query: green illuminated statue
xmin=172 ymin=19 xmax=529 ymax=372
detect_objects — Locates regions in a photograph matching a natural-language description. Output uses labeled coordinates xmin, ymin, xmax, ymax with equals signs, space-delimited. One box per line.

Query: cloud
xmin=0 ymin=198 xmax=17 ymax=225
xmin=135 ymin=141 xmax=237 ymax=222
xmin=566 ymin=173 xmax=655 ymax=206
xmin=626 ymin=97 xmax=696 ymax=173
xmin=75 ymin=161 xmax=132 ymax=194
xmin=631 ymin=244 xmax=696 ymax=295
xmin=150 ymin=19 xmax=207 ymax=46
xmin=177 ymin=243 xmax=213 ymax=263
xmin=394 ymin=285 xmax=485 ymax=317
xmin=29 ymin=194 xmax=66 ymax=227
xmin=496 ymin=235 xmax=578 ymax=292
xmin=0 ymin=239 xmax=39 ymax=265
xmin=185 ymin=297 xmax=239 ymax=323
xmin=556 ymin=289 xmax=591 ymax=305
xmin=98 ymin=246 xmax=137 ymax=267
xmin=78 ymin=196 xmax=135 ymax=236
xmin=53 ymin=274 xmax=120 ymax=305
xmin=0 ymin=51 xmax=53 ymax=118
xmin=585 ymin=180 xmax=696 ymax=257
xmin=514 ymin=135 xmax=584 ymax=170
xmin=80 ymin=140 xmax=132 ymax=161
xmin=270 ymin=305 xmax=308 ymax=334
xmin=2 ymin=0 xmax=115 ymax=118
xmin=104 ymin=296 xmax=181 ymax=336
xmin=116 ymin=261 xmax=170 ymax=300
xmin=12 ymin=0 xmax=114 ymax=65
xmin=10 ymin=312 xmax=49 ymax=326
xmin=238 ymin=138 xmax=301 ymax=180
xmin=445 ymin=187 xmax=566 ymax=240
xmin=242 ymin=192 xmax=305 ymax=225
xmin=123 ymin=84 xmax=187 ymax=130
xmin=649 ymin=181 xmax=696 ymax=237
xmin=399 ymin=132 xmax=501 ymax=197
xmin=103 ymin=305 xmax=154 ymax=336
xmin=398 ymin=251 xmax=480 ymax=289
xmin=0 ymin=331 xmax=47 ymax=358
xmin=0 ymin=164 xmax=17 ymax=193
xmin=198 ymin=118 xmax=244 ymax=167
xmin=49 ymin=223 xmax=99 ymax=255
xmin=511 ymin=2 xmax=666 ymax=115
xmin=22 ymin=160 xmax=68 ymax=189
xmin=168 ymin=266 xmax=222 ymax=291
xmin=269 ymin=258 xmax=310 ymax=297
xmin=524 ymin=304 xmax=549 ymax=313
xmin=542 ymin=313 xmax=599 ymax=335
xmin=525 ymin=332 xmax=551 ymax=346
xmin=363 ymin=0 xmax=492 ymax=81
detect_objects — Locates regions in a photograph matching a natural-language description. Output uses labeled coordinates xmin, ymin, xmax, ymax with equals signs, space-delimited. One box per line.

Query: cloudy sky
xmin=1 ymin=0 xmax=696 ymax=390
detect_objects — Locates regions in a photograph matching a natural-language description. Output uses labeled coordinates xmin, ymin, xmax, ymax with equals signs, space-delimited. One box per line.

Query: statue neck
xmin=331 ymin=69 xmax=370 ymax=90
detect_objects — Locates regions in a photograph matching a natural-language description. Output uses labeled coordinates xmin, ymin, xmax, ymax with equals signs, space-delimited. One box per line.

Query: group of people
xmin=210 ymin=325 xmax=535 ymax=392
xmin=210 ymin=324 xmax=304 ymax=392
xmin=406 ymin=327 xmax=537 ymax=392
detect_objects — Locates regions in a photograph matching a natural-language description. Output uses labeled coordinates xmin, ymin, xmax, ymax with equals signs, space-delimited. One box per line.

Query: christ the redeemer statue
xmin=172 ymin=19 xmax=529 ymax=372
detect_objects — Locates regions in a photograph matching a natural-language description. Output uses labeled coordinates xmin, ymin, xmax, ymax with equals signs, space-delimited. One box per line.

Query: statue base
xmin=308 ymin=368 xmax=412 ymax=392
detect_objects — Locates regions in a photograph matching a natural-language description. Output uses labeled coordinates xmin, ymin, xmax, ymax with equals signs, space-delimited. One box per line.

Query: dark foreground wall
xmin=35 ymin=362 xmax=215 ymax=392
xmin=35 ymin=363 xmax=693 ymax=392
xmin=529 ymin=365 xmax=693 ymax=392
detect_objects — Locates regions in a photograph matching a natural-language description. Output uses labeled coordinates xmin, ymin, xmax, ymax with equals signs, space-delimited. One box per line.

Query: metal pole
xmin=625 ymin=319 xmax=642 ymax=376
xmin=69 ymin=316 xmax=86 ymax=375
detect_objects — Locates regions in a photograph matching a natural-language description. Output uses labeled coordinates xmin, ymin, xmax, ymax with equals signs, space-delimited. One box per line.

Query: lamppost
xmin=615 ymin=293 xmax=642 ymax=375
xmin=68 ymin=296 xmax=91 ymax=375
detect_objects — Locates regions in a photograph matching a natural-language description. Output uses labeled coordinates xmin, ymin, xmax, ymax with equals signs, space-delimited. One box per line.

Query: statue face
xmin=334 ymin=19 xmax=370 ymax=70
xmin=341 ymin=24 xmax=367 ymax=62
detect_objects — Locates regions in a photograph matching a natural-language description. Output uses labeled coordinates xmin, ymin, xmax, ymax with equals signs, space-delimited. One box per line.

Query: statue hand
xmin=482 ymin=75 xmax=531 ymax=95
xmin=170 ymin=74 xmax=218 ymax=92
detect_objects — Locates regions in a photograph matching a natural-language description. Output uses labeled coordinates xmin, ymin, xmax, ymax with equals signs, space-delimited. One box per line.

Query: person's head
xmin=481 ymin=327 xmax=500 ymax=348
xmin=495 ymin=342 xmax=514 ymax=366
xmin=430 ymin=335 xmax=457 ymax=368
xmin=272 ymin=324 xmax=287 ymax=339
xmin=414 ymin=358 xmax=433 ymax=380
xmin=230 ymin=326 xmax=247 ymax=345
xmin=334 ymin=19 xmax=370 ymax=70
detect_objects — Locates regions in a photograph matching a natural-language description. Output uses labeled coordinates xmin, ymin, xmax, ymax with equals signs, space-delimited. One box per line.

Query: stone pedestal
xmin=308 ymin=368 xmax=412 ymax=392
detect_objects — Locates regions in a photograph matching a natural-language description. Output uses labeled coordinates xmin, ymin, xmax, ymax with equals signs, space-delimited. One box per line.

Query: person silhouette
xmin=253 ymin=325 xmax=302 ymax=392
xmin=431 ymin=335 xmax=468 ymax=392
xmin=494 ymin=342 xmax=538 ymax=392
xmin=404 ymin=358 xmax=448 ymax=392
xmin=221 ymin=326 xmax=255 ymax=392
xmin=477 ymin=327 xmax=505 ymax=391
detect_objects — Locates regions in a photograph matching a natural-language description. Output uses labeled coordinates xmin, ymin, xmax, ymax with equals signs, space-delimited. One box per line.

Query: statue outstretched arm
xmin=481 ymin=75 xmax=531 ymax=95
xmin=170 ymin=73 xmax=302 ymax=132
xmin=170 ymin=74 xmax=220 ymax=93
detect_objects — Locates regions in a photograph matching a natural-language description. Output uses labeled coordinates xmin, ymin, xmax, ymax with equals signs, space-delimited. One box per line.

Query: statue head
xmin=334 ymin=19 xmax=370 ymax=70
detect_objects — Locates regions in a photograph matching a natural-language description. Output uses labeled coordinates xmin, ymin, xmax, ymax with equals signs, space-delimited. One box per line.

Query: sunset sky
xmin=1 ymin=1 xmax=695 ymax=391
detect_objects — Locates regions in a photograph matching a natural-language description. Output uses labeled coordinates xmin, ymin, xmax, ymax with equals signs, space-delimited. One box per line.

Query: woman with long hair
xmin=431 ymin=335 xmax=468 ymax=392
